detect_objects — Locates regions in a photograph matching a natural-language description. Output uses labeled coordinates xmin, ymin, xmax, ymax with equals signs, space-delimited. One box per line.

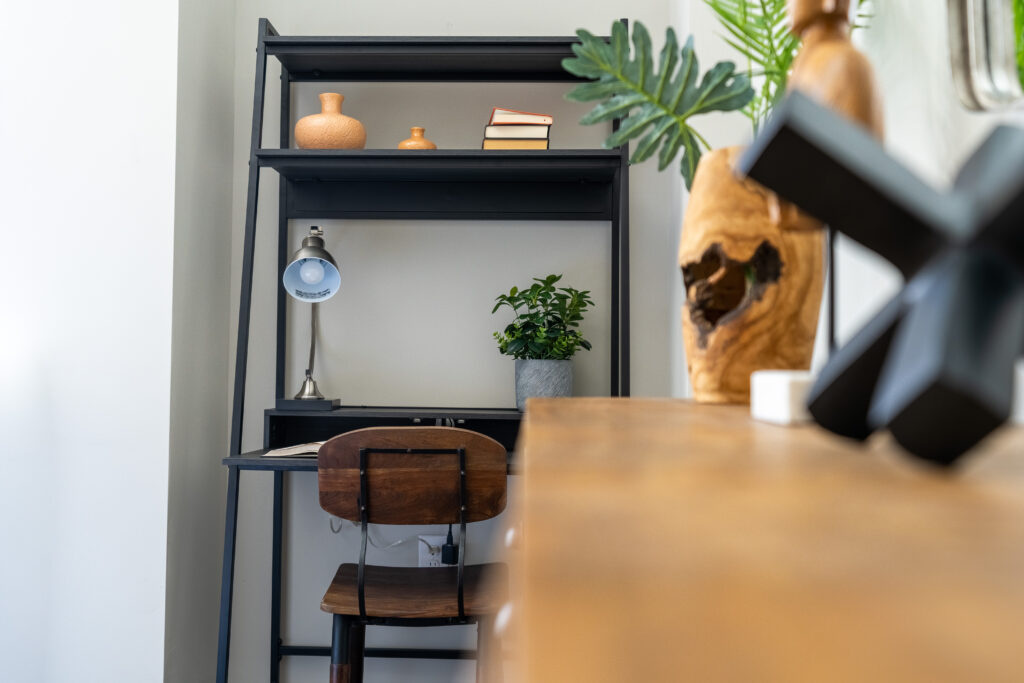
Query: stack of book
xmin=482 ymin=107 xmax=552 ymax=149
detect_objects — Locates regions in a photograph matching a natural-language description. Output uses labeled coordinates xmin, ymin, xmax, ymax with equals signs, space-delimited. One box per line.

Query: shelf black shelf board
xmin=256 ymin=149 xmax=622 ymax=183
xmin=225 ymin=445 xmax=518 ymax=473
xmin=263 ymin=405 xmax=523 ymax=457
xmin=225 ymin=450 xmax=319 ymax=471
xmin=264 ymin=35 xmax=599 ymax=82
xmin=265 ymin=405 xmax=523 ymax=420
xmin=260 ymin=148 xmax=618 ymax=181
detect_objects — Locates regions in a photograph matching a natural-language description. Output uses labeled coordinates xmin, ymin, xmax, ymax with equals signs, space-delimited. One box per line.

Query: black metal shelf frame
xmin=265 ymin=34 xmax=599 ymax=82
xmin=217 ymin=18 xmax=630 ymax=683
xmin=256 ymin=148 xmax=622 ymax=220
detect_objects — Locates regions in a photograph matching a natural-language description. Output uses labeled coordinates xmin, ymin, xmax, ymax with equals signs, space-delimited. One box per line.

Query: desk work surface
xmin=516 ymin=398 xmax=1024 ymax=683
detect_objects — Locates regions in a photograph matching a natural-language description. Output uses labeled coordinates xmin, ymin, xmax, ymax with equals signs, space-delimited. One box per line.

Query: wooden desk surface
xmin=515 ymin=398 xmax=1024 ymax=683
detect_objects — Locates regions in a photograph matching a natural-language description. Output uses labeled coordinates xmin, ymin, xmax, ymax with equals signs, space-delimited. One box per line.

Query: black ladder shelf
xmin=217 ymin=17 xmax=630 ymax=683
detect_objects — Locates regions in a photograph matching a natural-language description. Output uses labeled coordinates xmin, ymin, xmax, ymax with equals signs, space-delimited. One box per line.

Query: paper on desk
xmin=263 ymin=441 xmax=326 ymax=457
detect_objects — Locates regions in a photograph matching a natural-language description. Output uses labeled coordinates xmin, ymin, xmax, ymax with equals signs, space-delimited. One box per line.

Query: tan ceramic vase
xmin=397 ymin=126 xmax=437 ymax=149
xmin=294 ymin=93 xmax=366 ymax=149
xmin=679 ymin=147 xmax=824 ymax=404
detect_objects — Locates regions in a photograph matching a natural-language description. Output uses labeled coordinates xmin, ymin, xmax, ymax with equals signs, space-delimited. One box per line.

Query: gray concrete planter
xmin=515 ymin=359 xmax=573 ymax=411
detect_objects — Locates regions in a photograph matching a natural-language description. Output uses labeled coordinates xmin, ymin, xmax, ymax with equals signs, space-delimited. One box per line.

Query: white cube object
xmin=750 ymin=370 xmax=814 ymax=425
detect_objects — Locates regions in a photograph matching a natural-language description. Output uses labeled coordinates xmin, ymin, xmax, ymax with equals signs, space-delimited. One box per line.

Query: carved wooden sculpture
xmin=680 ymin=148 xmax=824 ymax=402
xmin=738 ymin=91 xmax=1024 ymax=465
xmin=680 ymin=0 xmax=883 ymax=402
xmin=788 ymin=0 xmax=884 ymax=136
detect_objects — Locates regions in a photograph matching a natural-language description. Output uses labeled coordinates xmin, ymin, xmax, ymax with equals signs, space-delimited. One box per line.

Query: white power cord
xmin=328 ymin=516 xmax=439 ymax=552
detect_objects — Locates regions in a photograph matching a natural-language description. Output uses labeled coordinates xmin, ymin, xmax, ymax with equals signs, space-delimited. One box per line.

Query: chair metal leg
xmin=476 ymin=616 xmax=503 ymax=683
xmin=331 ymin=615 xmax=352 ymax=683
xmin=348 ymin=622 xmax=366 ymax=683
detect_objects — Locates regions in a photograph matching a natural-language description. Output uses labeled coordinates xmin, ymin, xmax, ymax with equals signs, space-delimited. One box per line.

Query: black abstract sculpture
xmin=736 ymin=92 xmax=1024 ymax=465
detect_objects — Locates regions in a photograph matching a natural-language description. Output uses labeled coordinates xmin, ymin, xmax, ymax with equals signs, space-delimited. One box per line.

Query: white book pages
xmin=263 ymin=441 xmax=326 ymax=457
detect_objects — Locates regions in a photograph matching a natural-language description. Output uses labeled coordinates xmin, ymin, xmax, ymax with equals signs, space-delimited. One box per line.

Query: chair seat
xmin=320 ymin=563 xmax=508 ymax=619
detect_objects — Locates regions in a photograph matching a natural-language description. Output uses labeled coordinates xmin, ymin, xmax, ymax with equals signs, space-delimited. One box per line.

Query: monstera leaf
xmin=563 ymin=20 xmax=753 ymax=189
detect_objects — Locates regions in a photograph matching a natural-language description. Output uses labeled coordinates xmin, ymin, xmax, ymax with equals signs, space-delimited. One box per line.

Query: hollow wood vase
xmin=680 ymin=147 xmax=824 ymax=403
xmin=679 ymin=0 xmax=883 ymax=403
xmin=295 ymin=93 xmax=366 ymax=149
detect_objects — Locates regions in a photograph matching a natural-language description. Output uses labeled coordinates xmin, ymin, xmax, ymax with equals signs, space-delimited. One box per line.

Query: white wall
xmin=225 ymin=2 xmax=683 ymax=681
xmin=165 ymin=0 xmax=237 ymax=680
xmin=0 ymin=1 xmax=180 ymax=681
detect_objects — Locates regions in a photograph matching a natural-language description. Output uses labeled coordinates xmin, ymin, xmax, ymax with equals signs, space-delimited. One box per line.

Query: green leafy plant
xmin=562 ymin=20 xmax=754 ymax=189
xmin=704 ymin=0 xmax=874 ymax=134
xmin=704 ymin=0 xmax=798 ymax=134
xmin=492 ymin=274 xmax=594 ymax=360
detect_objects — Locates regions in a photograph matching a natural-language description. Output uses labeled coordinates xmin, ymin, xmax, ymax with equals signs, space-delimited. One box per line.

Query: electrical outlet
xmin=418 ymin=535 xmax=447 ymax=567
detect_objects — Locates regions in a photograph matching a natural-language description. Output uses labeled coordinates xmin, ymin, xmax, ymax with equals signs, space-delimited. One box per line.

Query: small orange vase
xmin=397 ymin=126 xmax=437 ymax=149
xmin=294 ymin=93 xmax=366 ymax=149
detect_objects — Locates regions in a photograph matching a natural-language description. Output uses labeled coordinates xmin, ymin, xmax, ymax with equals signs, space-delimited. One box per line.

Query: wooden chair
xmin=317 ymin=426 xmax=508 ymax=683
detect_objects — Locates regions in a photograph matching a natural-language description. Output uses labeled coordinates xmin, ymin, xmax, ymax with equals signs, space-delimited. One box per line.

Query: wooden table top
xmin=514 ymin=398 xmax=1024 ymax=683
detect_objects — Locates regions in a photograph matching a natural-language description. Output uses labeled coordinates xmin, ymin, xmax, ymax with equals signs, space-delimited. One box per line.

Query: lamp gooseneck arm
xmin=307 ymin=302 xmax=318 ymax=378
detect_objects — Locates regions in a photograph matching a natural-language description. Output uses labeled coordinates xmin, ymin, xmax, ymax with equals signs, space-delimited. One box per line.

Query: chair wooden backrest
xmin=318 ymin=426 xmax=507 ymax=525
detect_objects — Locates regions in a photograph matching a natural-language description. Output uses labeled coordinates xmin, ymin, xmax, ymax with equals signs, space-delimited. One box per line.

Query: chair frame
xmin=356 ymin=445 xmax=470 ymax=623
xmin=324 ymin=432 xmax=503 ymax=683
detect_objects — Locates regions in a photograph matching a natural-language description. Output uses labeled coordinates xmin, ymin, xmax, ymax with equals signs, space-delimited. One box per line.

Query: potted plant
xmin=564 ymin=5 xmax=879 ymax=403
xmin=492 ymin=274 xmax=594 ymax=410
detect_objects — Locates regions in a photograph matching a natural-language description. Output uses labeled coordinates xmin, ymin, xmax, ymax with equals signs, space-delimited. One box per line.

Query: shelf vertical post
xmin=270 ymin=471 xmax=285 ymax=682
xmin=215 ymin=466 xmax=240 ymax=683
xmin=618 ymin=144 xmax=630 ymax=397
xmin=220 ymin=17 xmax=278 ymax=683
xmin=276 ymin=67 xmax=291 ymax=399
xmin=610 ymin=167 xmax=621 ymax=397
xmin=617 ymin=17 xmax=631 ymax=396
xmin=230 ymin=17 xmax=274 ymax=457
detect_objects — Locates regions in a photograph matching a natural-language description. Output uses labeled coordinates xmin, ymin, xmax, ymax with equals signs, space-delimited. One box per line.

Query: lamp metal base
xmin=275 ymin=398 xmax=341 ymax=411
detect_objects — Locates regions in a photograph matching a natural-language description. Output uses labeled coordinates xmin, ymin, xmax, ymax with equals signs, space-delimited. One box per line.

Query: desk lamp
xmin=281 ymin=226 xmax=340 ymax=410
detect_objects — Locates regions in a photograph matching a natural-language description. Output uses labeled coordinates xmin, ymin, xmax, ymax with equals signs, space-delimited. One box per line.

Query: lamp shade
xmin=283 ymin=229 xmax=340 ymax=302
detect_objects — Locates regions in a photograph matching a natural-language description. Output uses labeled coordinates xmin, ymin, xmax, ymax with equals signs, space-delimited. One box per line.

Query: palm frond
xmin=704 ymin=0 xmax=794 ymax=134
xmin=1016 ymin=0 xmax=1024 ymax=90
xmin=705 ymin=0 xmax=873 ymax=134
xmin=854 ymin=0 xmax=874 ymax=29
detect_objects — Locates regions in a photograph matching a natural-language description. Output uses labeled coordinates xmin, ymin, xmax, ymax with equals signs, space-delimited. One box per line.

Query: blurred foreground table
xmin=514 ymin=398 xmax=1024 ymax=683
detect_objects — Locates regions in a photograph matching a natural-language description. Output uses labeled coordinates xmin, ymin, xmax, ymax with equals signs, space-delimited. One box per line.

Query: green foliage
xmin=563 ymin=20 xmax=753 ymax=189
xmin=704 ymin=0 xmax=875 ymax=135
xmin=1015 ymin=0 xmax=1024 ymax=90
xmin=853 ymin=0 xmax=874 ymax=29
xmin=704 ymin=0 xmax=798 ymax=134
xmin=492 ymin=274 xmax=594 ymax=360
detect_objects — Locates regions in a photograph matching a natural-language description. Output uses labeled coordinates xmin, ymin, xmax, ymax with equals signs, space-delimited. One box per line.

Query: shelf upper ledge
xmin=254 ymin=149 xmax=623 ymax=182
xmin=255 ymin=149 xmax=622 ymax=157
xmin=261 ymin=33 xmax=609 ymax=83
xmin=264 ymin=35 xmax=596 ymax=45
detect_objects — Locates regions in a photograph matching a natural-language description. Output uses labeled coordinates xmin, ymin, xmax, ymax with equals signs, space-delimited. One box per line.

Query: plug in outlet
xmin=418 ymin=535 xmax=447 ymax=567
